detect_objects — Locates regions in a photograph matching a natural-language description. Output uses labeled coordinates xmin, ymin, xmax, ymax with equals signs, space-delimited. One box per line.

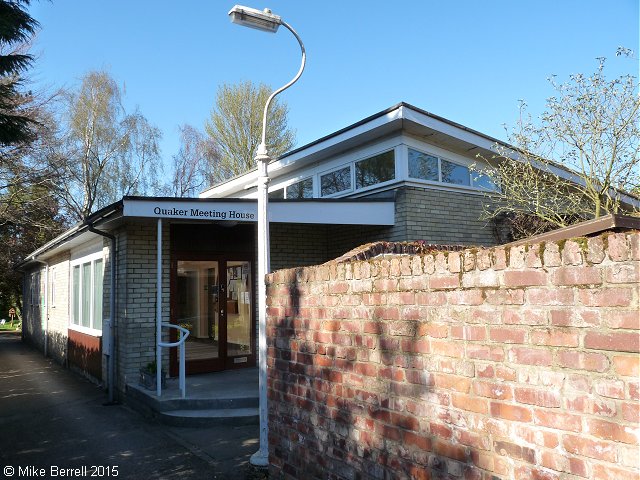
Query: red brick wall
xmin=266 ymin=231 xmax=639 ymax=480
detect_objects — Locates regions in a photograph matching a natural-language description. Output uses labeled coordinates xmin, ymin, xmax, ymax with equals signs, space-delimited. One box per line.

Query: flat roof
xmin=123 ymin=197 xmax=395 ymax=225
xmin=505 ymin=214 xmax=640 ymax=247
xmin=18 ymin=196 xmax=396 ymax=268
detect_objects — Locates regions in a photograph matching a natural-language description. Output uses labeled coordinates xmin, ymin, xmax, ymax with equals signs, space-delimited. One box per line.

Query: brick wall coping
xmin=329 ymin=241 xmax=467 ymax=265
xmin=267 ymin=229 xmax=640 ymax=284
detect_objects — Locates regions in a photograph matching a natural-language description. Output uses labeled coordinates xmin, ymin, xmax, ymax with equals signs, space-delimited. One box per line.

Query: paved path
xmin=0 ymin=332 xmax=263 ymax=480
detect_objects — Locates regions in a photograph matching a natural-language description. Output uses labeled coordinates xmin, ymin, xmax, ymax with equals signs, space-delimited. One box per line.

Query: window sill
xmin=68 ymin=324 xmax=102 ymax=337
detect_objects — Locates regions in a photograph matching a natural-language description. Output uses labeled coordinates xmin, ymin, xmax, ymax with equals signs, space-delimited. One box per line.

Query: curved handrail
xmin=159 ymin=323 xmax=190 ymax=347
xmin=158 ymin=323 xmax=190 ymax=398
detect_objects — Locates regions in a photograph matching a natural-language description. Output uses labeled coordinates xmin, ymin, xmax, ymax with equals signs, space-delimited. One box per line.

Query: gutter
xmin=86 ymin=223 xmax=118 ymax=405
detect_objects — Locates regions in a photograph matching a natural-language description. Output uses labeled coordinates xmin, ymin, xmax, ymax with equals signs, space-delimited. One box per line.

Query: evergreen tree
xmin=0 ymin=0 xmax=39 ymax=145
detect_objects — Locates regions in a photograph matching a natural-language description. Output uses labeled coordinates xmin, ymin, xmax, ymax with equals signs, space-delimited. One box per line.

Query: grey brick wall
xmin=115 ymin=221 xmax=170 ymax=394
xmin=47 ymin=252 xmax=71 ymax=365
xmin=270 ymin=185 xmax=496 ymax=273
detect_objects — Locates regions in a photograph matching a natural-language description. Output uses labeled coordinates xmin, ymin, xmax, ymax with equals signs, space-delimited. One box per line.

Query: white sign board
xmin=123 ymin=199 xmax=256 ymax=221
xmin=122 ymin=198 xmax=394 ymax=226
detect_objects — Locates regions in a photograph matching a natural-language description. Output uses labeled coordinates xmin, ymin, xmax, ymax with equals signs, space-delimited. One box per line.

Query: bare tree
xmin=169 ymin=124 xmax=219 ymax=197
xmin=53 ymin=70 xmax=163 ymax=220
xmin=476 ymin=51 xmax=640 ymax=239
xmin=204 ymin=80 xmax=295 ymax=182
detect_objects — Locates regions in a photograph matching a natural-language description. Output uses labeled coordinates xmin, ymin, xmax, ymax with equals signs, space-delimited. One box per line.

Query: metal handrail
xmin=159 ymin=323 xmax=190 ymax=398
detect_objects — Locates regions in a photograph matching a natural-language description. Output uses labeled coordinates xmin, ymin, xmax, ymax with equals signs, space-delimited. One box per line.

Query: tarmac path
xmin=0 ymin=332 xmax=262 ymax=480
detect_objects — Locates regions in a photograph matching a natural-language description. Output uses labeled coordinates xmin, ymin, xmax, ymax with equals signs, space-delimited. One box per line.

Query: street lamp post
xmin=228 ymin=5 xmax=306 ymax=467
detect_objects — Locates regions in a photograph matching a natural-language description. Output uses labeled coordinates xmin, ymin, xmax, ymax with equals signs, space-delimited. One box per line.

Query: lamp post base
xmin=250 ymin=449 xmax=269 ymax=467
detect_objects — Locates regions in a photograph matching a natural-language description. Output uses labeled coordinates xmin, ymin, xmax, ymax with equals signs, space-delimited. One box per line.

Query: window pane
xmin=286 ymin=178 xmax=313 ymax=199
xmin=82 ymin=263 xmax=91 ymax=328
xmin=473 ymin=173 xmax=497 ymax=191
xmin=321 ymin=166 xmax=351 ymax=196
xmin=227 ymin=261 xmax=252 ymax=357
xmin=408 ymin=149 xmax=438 ymax=181
xmin=93 ymin=259 xmax=103 ymax=330
xmin=177 ymin=261 xmax=220 ymax=362
xmin=355 ymin=151 xmax=395 ymax=189
xmin=268 ymin=189 xmax=284 ymax=199
xmin=72 ymin=266 xmax=80 ymax=325
xmin=441 ymin=160 xmax=471 ymax=186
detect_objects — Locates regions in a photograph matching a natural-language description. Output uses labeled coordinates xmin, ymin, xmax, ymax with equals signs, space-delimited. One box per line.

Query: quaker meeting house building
xmin=19 ymin=102 xmax=586 ymax=400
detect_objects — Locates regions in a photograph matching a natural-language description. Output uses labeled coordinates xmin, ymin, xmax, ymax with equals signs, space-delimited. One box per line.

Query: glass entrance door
xmin=172 ymin=258 xmax=254 ymax=374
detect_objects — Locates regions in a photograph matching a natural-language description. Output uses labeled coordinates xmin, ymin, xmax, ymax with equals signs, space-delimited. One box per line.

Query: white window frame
xmin=49 ymin=266 xmax=57 ymax=309
xmin=354 ymin=148 xmax=397 ymax=191
xmin=284 ymin=176 xmax=314 ymax=199
xmin=69 ymin=251 xmax=104 ymax=336
xmin=319 ymin=164 xmax=354 ymax=198
xmin=406 ymin=145 xmax=496 ymax=192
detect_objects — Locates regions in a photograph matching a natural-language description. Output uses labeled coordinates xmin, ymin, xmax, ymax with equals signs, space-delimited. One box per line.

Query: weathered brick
xmin=466 ymin=345 xmax=505 ymax=362
xmin=594 ymin=378 xmax=626 ymax=399
xmin=429 ymin=274 xmax=460 ymax=290
xmin=584 ymin=331 xmax=639 ymax=353
xmin=534 ymin=410 xmax=582 ymax=432
xmin=554 ymin=266 xmax=602 ymax=285
xmin=592 ymin=464 xmax=639 ymax=480
xmin=587 ymin=418 xmax=639 ymax=444
xmin=489 ymin=326 xmax=526 ymax=343
xmin=578 ymin=288 xmax=634 ymax=307
xmin=606 ymin=263 xmax=640 ymax=284
xmin=446 ymin=289 xmax=484 ymax=305
xmin=451 ymin=393 xmax=488 ymax=414
xmin=510 ymin=347 xmax=553 ymax=366
xmin=562 ymin=435 xmax=617 ymax=463
xmin=504 ymin=270 xmax=547 ymax=287
xmin=514 ymin=387 xmax=561 ymax=407
xmin=484 ymin=288 xmax=524 ymax=305
xmin=603 ymin=310 xmax=640 ymax=329
xmin=586 ymin=236 xmax=606 ymax=263
xmin=622 ymin=402 xmax=640 ymax=423
xmin=494 ymin=440 xmax=535 ymax=463
xmin=450 ymin=325 xmax=486 ymax=341
xmin=527 ymin=288 xmax=574 ymax=305
xmin=490 ymin=402 xmax=532 ymax=422
xmin=557 ymin=351 xmax=609 ymax=372
xmin=607 ymin=233 xmax=630 ymax=261
xmin=561 ymin=240 xmax=584 ymax=265
xmin=531 ymin=328 xmax=579 ymax=347
xmin=473 ymin=381 xmax=513 ymax=400
xmin=503 ymin=309 xmax=547 ymax=325
xmin=433 ymin=373 xmax=471 ymax=393
xmin=613 ymin=355 xmax=640 ymax=377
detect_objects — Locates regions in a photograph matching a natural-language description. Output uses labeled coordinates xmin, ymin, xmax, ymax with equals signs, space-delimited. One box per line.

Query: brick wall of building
xmin=271 ymin=186 xmax=494 ymax=275
xmin=115 ymin=221 xmax=170 ymax=393
xmin=266 ymin=231 xmax=640 ymax=480
xmin=47 ymin=251 xmax=71 ymax=364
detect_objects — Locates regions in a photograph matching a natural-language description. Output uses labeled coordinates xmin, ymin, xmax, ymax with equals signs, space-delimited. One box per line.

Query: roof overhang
xmin=199 ymin=103 xmax=509 ymax=199
xmin=123 ymin=197 xmax=395 ymax=225
xmin=19 ymin=196 xmax=395 ymax=269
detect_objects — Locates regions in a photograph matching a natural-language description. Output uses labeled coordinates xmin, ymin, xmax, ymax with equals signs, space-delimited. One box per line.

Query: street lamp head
xmin=228 ymin=5 xmax=281 ymax=33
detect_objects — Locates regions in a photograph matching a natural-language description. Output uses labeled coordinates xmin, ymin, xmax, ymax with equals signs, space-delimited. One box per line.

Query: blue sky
xmin=28 ymin=1 xmax=639 ymax=168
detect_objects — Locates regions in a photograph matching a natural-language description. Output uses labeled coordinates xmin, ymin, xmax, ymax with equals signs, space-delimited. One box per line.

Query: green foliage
xmin=0 ymin=0 xmax=39 ymax=146
xmin=205 ymin=81 xmax=295 ymax=182
xmin=0 ymin=182 xmax=66 ymax=316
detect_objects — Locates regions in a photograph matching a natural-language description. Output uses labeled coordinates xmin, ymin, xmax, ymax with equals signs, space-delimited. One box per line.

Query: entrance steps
xmin=125 ymin=368 xmax=259 ymax=427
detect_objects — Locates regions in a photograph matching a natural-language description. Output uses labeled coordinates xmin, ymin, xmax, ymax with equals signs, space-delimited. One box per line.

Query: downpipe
xmin=86 ymin=224 xmax=118 ymax=405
